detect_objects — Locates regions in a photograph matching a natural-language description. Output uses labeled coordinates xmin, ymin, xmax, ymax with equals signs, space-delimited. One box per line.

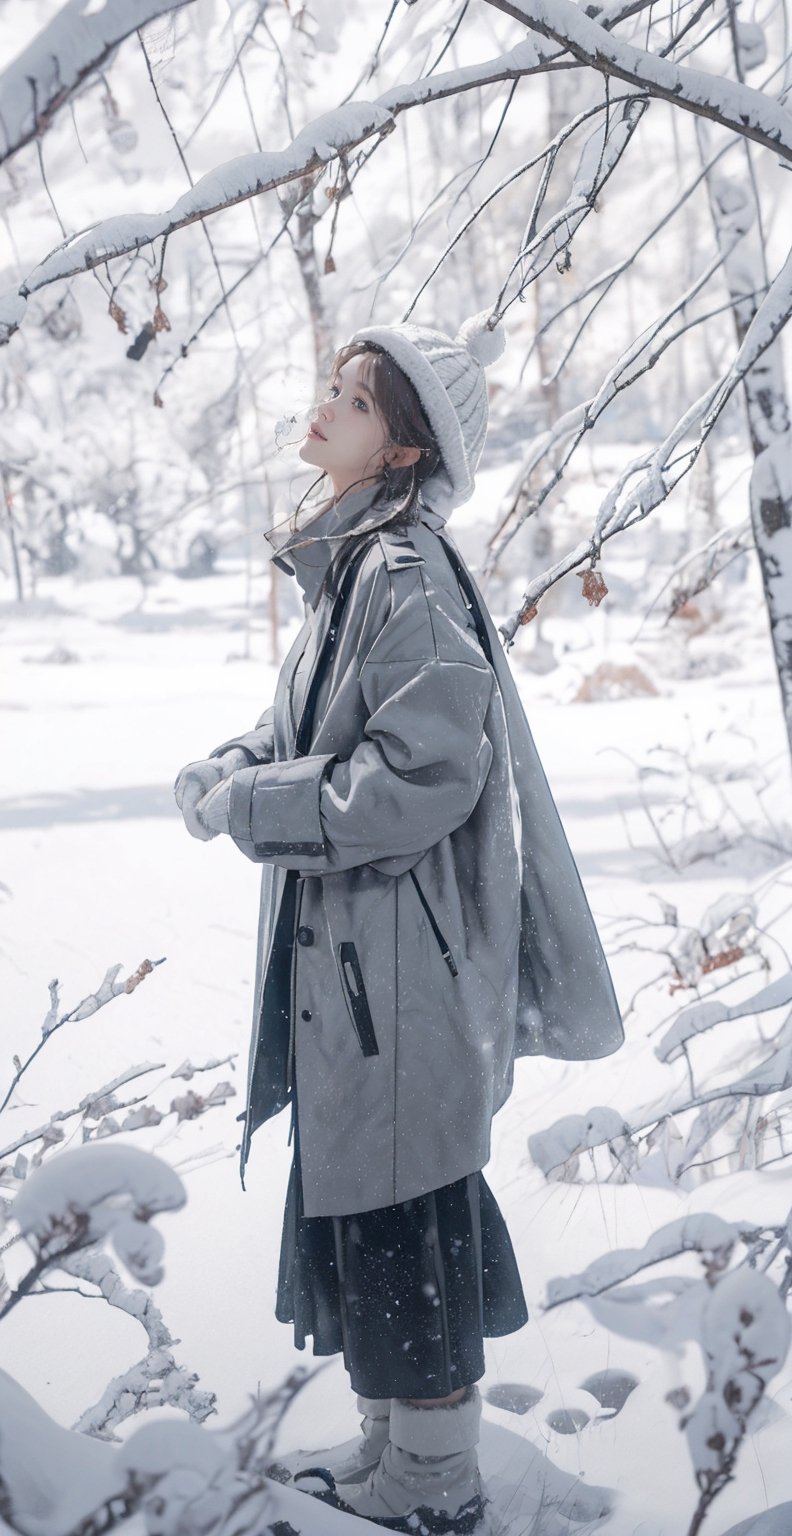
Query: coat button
xmin=301 ymin=1008 xmax=312 ymax=1021
xmin=297 ymin=925 xmax=314 ymax=946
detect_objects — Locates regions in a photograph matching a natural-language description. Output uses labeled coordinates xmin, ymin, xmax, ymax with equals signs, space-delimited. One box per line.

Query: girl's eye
xmin=326 ymin=382 xmax=367 ymax=410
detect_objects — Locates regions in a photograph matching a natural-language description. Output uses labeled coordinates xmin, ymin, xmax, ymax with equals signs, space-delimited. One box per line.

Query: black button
xmin=301 ymin=1008 xmax=312 ymax=1021
xmin=297 ymin=925 xmax=314 ymax=946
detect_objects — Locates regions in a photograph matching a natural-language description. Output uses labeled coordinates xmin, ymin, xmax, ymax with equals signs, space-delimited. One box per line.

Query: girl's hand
xmin=173 ymin=749 xmax=248 ymax=840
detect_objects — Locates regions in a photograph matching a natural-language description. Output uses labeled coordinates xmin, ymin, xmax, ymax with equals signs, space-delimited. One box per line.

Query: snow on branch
xmin=5 ymin=8 xmax=790 ymax=346
xmin=61 ymin=1251 xmax=215 ymax=1434
xmin=37 ymin=1246 xmax=215 ymax=1435
xmin=657 ymin=972 xmax=792 ymax=1063
xmin=684 ymin=1268 xmax=791 ymax=1521
xmin=545 ymin=1212 xmax=748 ymax=1308
xmin=493 ymin=95 xmax=646 ymax=316
xmin=530 ymin=1035 xmax=792 ymax=1184
xmin=404 ymin=88 xmax=646 ymax=320
xmin=545 ymin=1206 xmax=792 ymax=1531
xmin=8 ymin=1143 xmax=186 ymax=1304
xmin=0 ymin=36 xmax=552 ymax=343
xmin=494 ymin=274 xmax=792 ymax=640
xmin=0 ymin=0 xmax=196 ymax=167
xmin=1 ymin=958 xmax=165 ymax=1118
xmin=0 ymin=100 xmax=395 ymax=343
xmin=485 ymin=0 xmax=792 ymax=159
xmin=528 ymin=1106 xmax=636 ymax=1178
xmin=0 ymin=1359 xmax=312 ymax=1536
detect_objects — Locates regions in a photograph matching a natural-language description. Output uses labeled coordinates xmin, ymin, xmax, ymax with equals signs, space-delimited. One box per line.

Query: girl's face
xmin=298 ymin=353 xmax=418 ymax=500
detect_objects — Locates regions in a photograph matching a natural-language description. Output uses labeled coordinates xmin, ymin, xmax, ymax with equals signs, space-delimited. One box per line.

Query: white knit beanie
xmin=346 ymin=309 xmax=505 ymax=517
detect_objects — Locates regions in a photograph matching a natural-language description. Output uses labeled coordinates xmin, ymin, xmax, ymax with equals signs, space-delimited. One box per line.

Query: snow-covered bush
xmin=545 ymin=1213 xmax=792 ymax=1535
xmin=0 ymin=1141 xmax=315 ymax=1535
xmin=0 ymin=969 xmax=315 ymax=1536
xmin=528 ymin=738 xmax=792 ymax=1530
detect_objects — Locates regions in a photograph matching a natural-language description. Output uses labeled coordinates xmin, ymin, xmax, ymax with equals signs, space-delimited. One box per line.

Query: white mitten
xmin=196 ymin=777 xmax=233 ymax=836
xmin=174 ymin=748 xmax=249 ymax=840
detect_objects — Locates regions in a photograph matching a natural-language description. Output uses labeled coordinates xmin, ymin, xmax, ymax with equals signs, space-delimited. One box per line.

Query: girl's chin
xmin=299 ymin=438 xmax=325 ymax=462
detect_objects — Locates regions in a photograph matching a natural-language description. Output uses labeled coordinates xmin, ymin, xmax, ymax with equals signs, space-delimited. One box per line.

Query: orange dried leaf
xmin=579 ymin=569 xmax=608 ymax=607
xmin=152 ymin=305 xmax=171 ymax=334
xmin=519 ymin=604 xmax=539 ymax=626
xmin=153 ymin=391 xmax=164 ymax=408
xmin=324 ymin=253 xmax=336 ymax=274
xmin=701 ymin=945 xmax=744 ymax=975
xmin=109 ymin=299 xmax=128 ymax=334
xmin=123 ymin=957 xmax=154 ymax=994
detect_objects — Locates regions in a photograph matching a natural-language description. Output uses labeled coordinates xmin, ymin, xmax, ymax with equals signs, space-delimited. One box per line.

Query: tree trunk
xmin=292 ymin=178 xmax=335 ymax=390
xmin=705 ymin=170 xmax=792 ymax=756
xmin=1 ymin=467 xmax=24 ymax=601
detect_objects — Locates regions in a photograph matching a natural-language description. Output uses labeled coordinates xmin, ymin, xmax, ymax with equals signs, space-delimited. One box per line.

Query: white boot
xmin=295 ymin=1384 xmax=487 ymax=1533
xmin=267 ymin=1392 xmax=391 ymax=1486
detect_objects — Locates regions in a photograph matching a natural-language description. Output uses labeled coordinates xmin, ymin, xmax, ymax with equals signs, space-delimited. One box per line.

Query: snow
xmin=1 ymin=0 xmax=789 ymax=1523
xmin=0 ymin=1366 xmax=126 ymax=1536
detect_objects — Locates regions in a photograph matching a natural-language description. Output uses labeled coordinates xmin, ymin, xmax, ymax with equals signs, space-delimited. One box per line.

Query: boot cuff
xmin=390 ymin=1384 xmax=481 ymax=1456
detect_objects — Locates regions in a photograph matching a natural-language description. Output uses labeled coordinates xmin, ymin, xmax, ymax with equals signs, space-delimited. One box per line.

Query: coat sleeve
xmin=225 ymin=561 xmax=495 ymax=872
xmin=207 ymin=705 xmax=276 ymax=767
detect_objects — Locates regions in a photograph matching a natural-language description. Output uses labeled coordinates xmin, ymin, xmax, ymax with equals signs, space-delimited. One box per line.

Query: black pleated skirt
xmin=275 ymin=1078 xmax=529 ymax=1400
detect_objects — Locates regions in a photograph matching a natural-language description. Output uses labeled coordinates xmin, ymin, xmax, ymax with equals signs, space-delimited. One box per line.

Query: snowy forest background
xmin=2 ymin=0 xmax=792 ymax=1533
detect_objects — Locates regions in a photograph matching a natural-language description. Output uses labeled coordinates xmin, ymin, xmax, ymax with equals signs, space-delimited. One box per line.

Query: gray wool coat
xmin=208 ymin=483 xmax=624 ymax=1217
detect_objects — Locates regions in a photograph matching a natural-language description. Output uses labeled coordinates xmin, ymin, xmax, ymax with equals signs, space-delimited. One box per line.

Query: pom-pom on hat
xmin=346 ymin=309 xmax=505 ymax=517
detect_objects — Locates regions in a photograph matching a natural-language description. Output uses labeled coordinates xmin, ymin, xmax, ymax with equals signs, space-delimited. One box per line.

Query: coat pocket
xmin=337 ymin=941 xmax=379 ymax=1056
xmin=409 ymin=870 xmax=459 ymax=978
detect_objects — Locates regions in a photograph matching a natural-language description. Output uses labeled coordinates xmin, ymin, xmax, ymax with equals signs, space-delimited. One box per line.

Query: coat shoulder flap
xmin=376 ymin=528 xmax=426 ymax=574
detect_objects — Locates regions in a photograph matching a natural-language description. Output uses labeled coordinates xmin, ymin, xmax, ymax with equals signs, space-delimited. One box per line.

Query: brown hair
xmin=295 ymin=341 xmax=443 ymax=532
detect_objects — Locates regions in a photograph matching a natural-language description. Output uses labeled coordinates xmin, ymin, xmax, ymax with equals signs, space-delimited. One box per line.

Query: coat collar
xmin=264 ymin=481 xmax=382 ymax=609
xmin=265 ymin=481 xmax=447 ymax=610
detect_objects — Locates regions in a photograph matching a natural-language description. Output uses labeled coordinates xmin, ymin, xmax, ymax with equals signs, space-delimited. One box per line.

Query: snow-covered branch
xmin=492 ymin=270 xmax=792 ymax=642
xmin=7 ymin=4 xmax=789 ymax=348
xmin=544 ymin=1207 xmax=792 ymax=1534
xmin=0 ymin=0 xmax=196 ymax=167
xmin=1 ymin=958 xmax=164 ymax=1116
xmin=657 ymin=972 xmax=792 ymax=1064
xmin=11 ymin=1142 xmax=185 ymax=1272
xmin=0 ymin=1361 xmax=313 ymax=1536
xmin=0 ymin=1138 xmax=317 ymax=1536
xmin=545 ymin=1212 xmax=748 ymax=1308
xmin=0 ymin=35 xmax=558 ymax=344
xmin=485 ymin=0 xmax=792 ymax=160
xmin=0 ymin=100 xmax=395 ymax=344
xmin=62 ymin=1250 xmax=215 ymax=1435
xmin=686 ymin=1268 xmax=791 ymax=1528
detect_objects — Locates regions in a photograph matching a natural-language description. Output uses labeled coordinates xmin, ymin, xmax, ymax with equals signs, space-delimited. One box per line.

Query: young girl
xmin=174 ymin=312 xmax=624 ymax=1534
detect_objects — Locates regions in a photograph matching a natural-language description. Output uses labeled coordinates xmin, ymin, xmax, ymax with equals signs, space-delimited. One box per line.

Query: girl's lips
xmin=308 ymin=424 xmax=327 ymax=440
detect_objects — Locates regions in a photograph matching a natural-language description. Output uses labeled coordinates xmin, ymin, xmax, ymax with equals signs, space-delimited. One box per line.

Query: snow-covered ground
xmin=2 ymin=482 xmax=792 ymax=1535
